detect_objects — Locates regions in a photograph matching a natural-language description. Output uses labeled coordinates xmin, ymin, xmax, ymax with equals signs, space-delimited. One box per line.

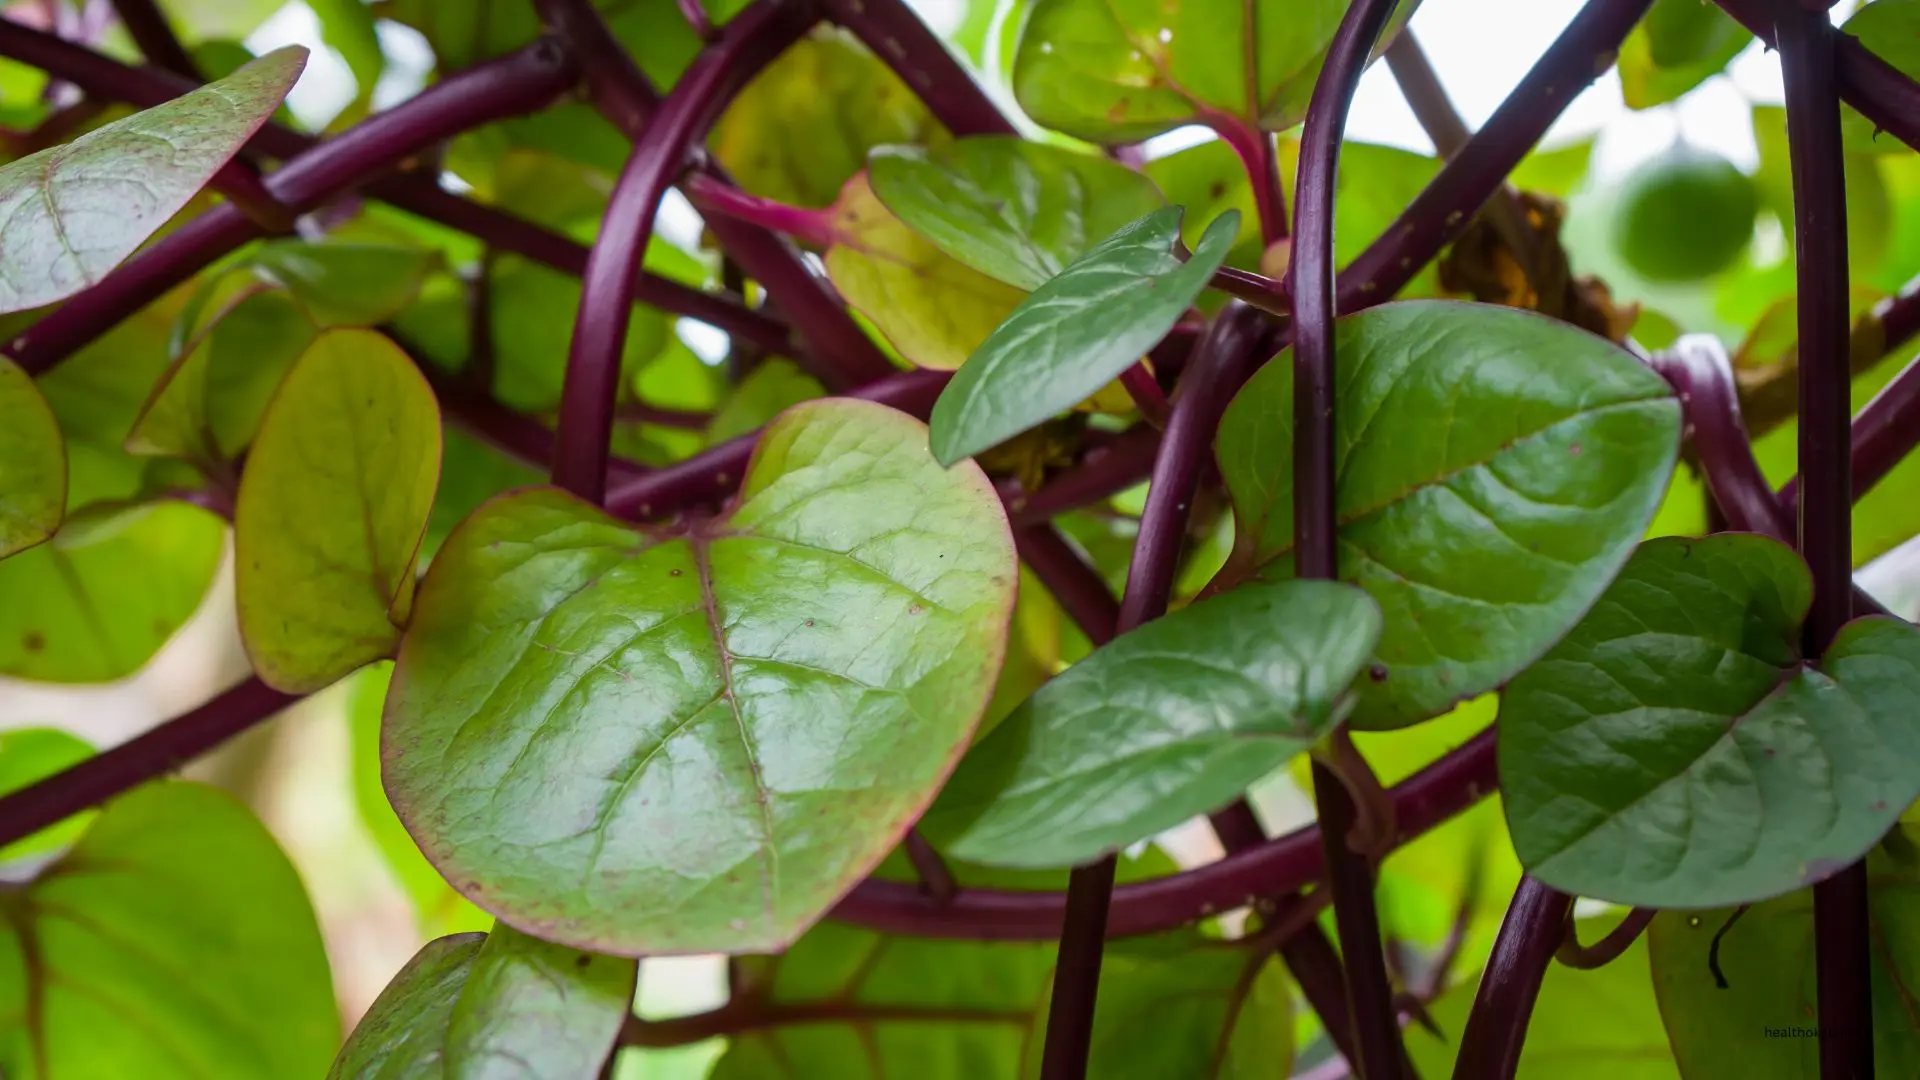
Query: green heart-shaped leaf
xmin=1011 ymin=0 xmax=1416 ymax=144
xmin=923 ymin=578 xmax=1380 ymax=868
xmin=1215 ymin=300 xmax=1682 ymax=729
xmin=236 ymin=328 xmax=442 ymax=693
xmin=868 ymin=137 xmax=1168 ymax=291
xmin=1647 ymin=836 xmax=1920 ymax=1077
xmin=930 ymin=205 xmax=1237 ymax=467
xmin=1501 ymin=533 xmax=1920 ymax=907
xmin=330 ymin=925 xmax=636 ymax=1079
xmin=0 ymin=357 xmax=64 ymax=557
xmin=824 ymin=173 xmax=1027 ymax=372
xmin=384 ymin=399 xmax=1017 ymax=955
xmin=0 ymin=782 xmax=339 ymax=1078
xmin=0 ymin=47 xmax=306 ymax=315
xmin=713 ymin=30 xmax=948 ymax=209
xmin=0 ymin=500 xmax=225 ymax=682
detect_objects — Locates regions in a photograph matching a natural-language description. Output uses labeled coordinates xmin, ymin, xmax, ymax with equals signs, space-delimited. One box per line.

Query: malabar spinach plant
xmin=4 ymin=0 xmax=1920 ymax=1076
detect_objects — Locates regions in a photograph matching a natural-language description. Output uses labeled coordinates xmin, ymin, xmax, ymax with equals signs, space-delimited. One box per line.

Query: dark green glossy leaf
xmin=0 ymin=500 xmax=224 ymax=682
xmin=1648 ymin=835 xmax=1920 ymax=1077
xmin=331 ymin=925 xmax=637 ymax=1079
xmin=0 ymin=728 xmax=94 ymax=863
xmin=1502 ymin=533 xmax=1920 ymax=907
xmin=1618 ymin=0 xmax=1750 ymax=110
xmin=0 ymin=47 xmax=305 ymax=315
xmin=1012 ymin=0 xmax=1415 ymax=143
xmin=869 ymin=137 xmax=1167 ymax=290
xmin=923 ymin=578 xmax=1379 ymax=868
xmin=705 ymin=359 xmax=825 ymax=447
xmin=235 ymin=328 xmax=442 ymax=693
xmin=1022 ymin=932 xmax=1293 ymax=1078
xmin=0 ymin=357 xmax=64 ymax=557
xmin=1215 ymin=300 xmax=1682 ymax=728
xmin=0 ymin=782 xmax=339 ymax=1078
xmin=714 ymin=30 xmax=947 ymax=209
xmin=384 ymin=399 xmax=1017 ymax=955
xmin=1407 ymin=917 xmax=1677 ymax=1077
xmin=825 ymin=173 xmax=1026 ymax=372
xmin=929 ymin=205 xmax=1237 ymax=466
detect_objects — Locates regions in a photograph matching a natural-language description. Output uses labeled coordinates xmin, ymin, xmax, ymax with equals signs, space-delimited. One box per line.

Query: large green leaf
xmin=868 ymin=137 xmax=1167 ymax=291
xmin=0 ymin=501 xmax=224 ymax=682
xmin=1215 ymin=300 xmax=1682 ymax=729
xmin=0 ymin=782 xmax=339 ymax=1078
xmin=0 ymin=357 xmax=64 ymax=557
xmin=1407 ymin=918 xmax=1677 ymax=1077
xmin=331 ymin=925 xmax=636 ymax=1079
xmin=1011 ymin=0 xmax=1415 ymax=144
xmin=0 ymin=729 xmax=94 ymax=864
xmin=923 ymin=578 xmax=1380 ymax=868
xmin=0 ymin=47 xmax=305 ymax=315
xmin=1501 ymin=534 xmax=1920 ymax=908
xmin=235 ymin=328 xmax=442 ymax=693
xmin=1648 ymin=835 xmax=1920 ymax=1077
xmin=929 ymin=206 xmax=1237 ymax=466
xmin=384 ymin=399 xmax=1017 ymax=955
xmin=1618 ymin=0 xmax=1751 ymax=110
xmin=825 ymin=174 xmax=1027 ymax=372
xmin=713 ymin=30 xmax=948 ymax=209
xmin=1022 ymin=932 xmax=1293 ymax=1079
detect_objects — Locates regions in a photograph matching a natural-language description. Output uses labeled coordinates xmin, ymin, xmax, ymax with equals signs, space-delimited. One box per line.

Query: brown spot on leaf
xmin=22 ymin=632 xmax=43 ymax=652
xmin=1568 ymin=443 xmax=1583 ymax=457
xmin=575 ymin=954 xmax=592 ymax=969
xmin=1369 ymin=664 xmax=1389 ymax=682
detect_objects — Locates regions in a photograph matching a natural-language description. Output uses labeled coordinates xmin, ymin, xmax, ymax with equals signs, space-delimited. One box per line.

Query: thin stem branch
xmin=1291 ymin=0 xmax=1404 ymax=1073
xmin=1338 ymin=0 xmax=1654 ymax=309
xmin=2 ymin=40 xmax=578 ymax=376
xmin=1776 ymin=5 xmax=1874 ymax=1076
xmin=1013 ymin=525 xmax=1120 ymax=645
xmin=622 ymin=997 xmax=1028 ymax=1048
xmin=1206 ymin=112 xmax=1288 ymax=245
xmin=107 ymin=0 xmax=196 ymax=78
xmin=1006 ymin=425 xmax=1161 ymax=527
xmin=1714 ymin=0 xmax=1920 ymax=154
xmin=1207 ymin=265 xmax=1292 ymax=316
xmin=1450 ymin=878 xmax=1573 ymax=1080
xmin=683 ymin=172 xmax=837 ymax=248
xmin=550 ymin=0 xmax=813 ymax=502
xmin=0 ymin=678 xmax=298 ymax=847
xmin=1039 ymin=305 xmax=1274 ymax=1080
xmin=815 ymin=0 xmax=1017 ymax=137
xmin=1555 ymin=906 xmax=1656 ymax=970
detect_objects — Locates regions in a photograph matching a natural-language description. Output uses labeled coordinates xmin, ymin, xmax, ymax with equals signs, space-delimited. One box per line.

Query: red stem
xmin=1775 ymin=5 xmax=1874 ymax=1076
xmin=1206 ymin=111 xmax=1289 ymax=244
xmin=1336 ymin=0 xmax=1654 ymax=309
xmin=1007 ymin=425 xmax=1162 ymax=527
xmin=2 ymin=40 xmax=578 ymax=376
xmin=815 ymin=0 xmax=1016 ymax=137
xmin=684 ymin=173 xmax=838 ymax=247
xmin=1118 ymin=363 xmax=1169 ymax=427
xmin=1290 ymin=0 xmax=1405 ymax=1074
xmin=1207 ymin=266 xmax=1292 ymax=316
xmin=1449 ymin=878 xmax=1573 ymax=1080
xmin=550 ymin=0 xmax=813 ymax=502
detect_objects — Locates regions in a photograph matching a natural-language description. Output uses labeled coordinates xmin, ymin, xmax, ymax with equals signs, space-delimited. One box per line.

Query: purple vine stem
xmin=1337 ymin=0 xmax=1656 ymax=309
xmin=1775 ymin=4 xmax=1874 ymax=1075
xmin=0 ymin=18 xmax=792 ymax=359
xmin=1713 ymin=0 xmax=1920 ymax=153
xmin=1449 ymin=878 xmax=1573 ymax=1079
xmin=684 ymin=174 xmax=838 ymax=248
xmin=1290 ymin=0 xmax=1406 ymax=1074
xmin=1206 ymin=111 xmax=1289 ymax=245
xmin=549 ymin=0 xmax=812 ymax=502
xmin=108 ymin=0 xmax=196 ymax=79
xmin=1012 ymin=525 xmax=1120 ymax=645
xmin=1038 ymin=304 xmax=1274 ymax=1080
xmin=816 ymin=0 xmax=1017 ymax=137
xmin=0 ymin=37 xmax=580 ymax=375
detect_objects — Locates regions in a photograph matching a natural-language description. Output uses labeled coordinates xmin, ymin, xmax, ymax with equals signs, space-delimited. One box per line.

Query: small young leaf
xmin=0 ymin=500 xmax=224 ymax=682
xmin=922 ymin=578 xmax=1380 ymax=868
xmin=251 ymin=240 xmax=444 ymax=328
xmin=0 ymin=47 xmax=306 ymax=315
xmin=1648 ymin=840 xmax=1920 ymax=1076
xmin=384 ymin=399 xmax=1017 ymax=955
xmin=1012 ymin=0 xmax=1415 ymax=143
xmin=714 ymin=30 xmax=948 ymax=209
xmin=929 ymin=206 xmax=1238 ymax=467
xmin=0 ymin=727 xmax=94 ymax=862
xmin=0 ymin=782 xmax=339 ymax=1078
xmin=868 ymin=137 xmax=1167 ymax=290
xmin=1215 ymin=300 xmax=1682 ymax=728
xmin=236 ymin=328 xmax=442 ymax=693
xmin=331 ymin=925 xmax=637 ymax=1079
xmin=824 ymin=173 xmax=1026 ymax=372
xmin=0 ymin=356 xmax=65 ymax=557
xmin=1501 ymin=534 xmax=1920 ymax=908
